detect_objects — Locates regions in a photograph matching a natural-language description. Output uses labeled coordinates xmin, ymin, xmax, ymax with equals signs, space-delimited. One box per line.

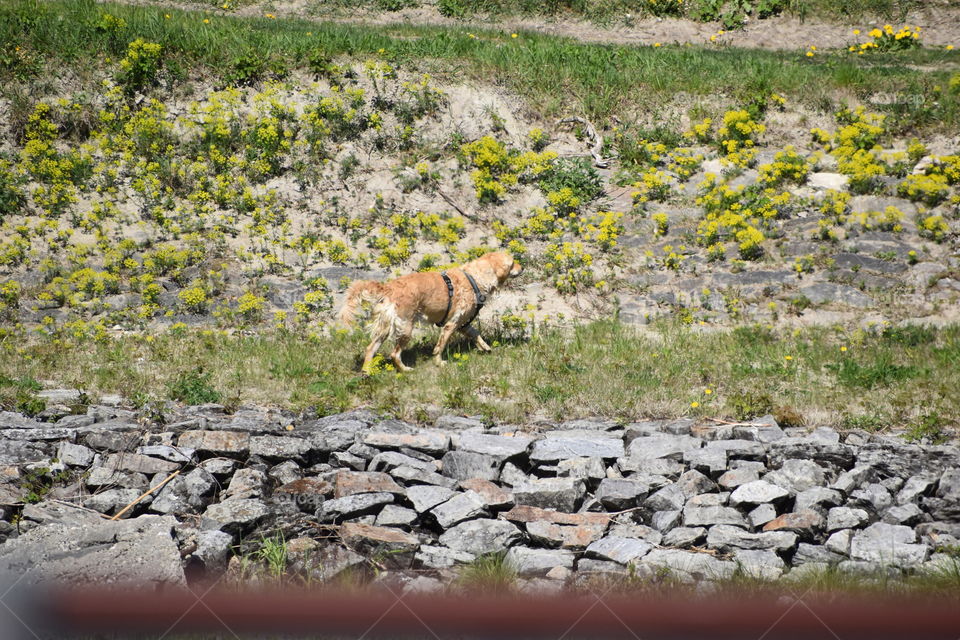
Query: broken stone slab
xmin=639 ymin=549 xmax=736 ymax=582
xmin=768 ymin=440 xmax=855 ymax=473
xmin=525 ymin=521 xmax=607 ymax=549
xmin=831 ymin=465 xmax=876 ymax=494
xmin=177 ymin=430 xmax=250 ymax=455
xmin=627 ymin=435 xmax=703 ymax=460
xmin=512 ymin=477 xmax=586 ymax=512
xmin=683 ymin=448 xmax=728 ymax=476
xmin=663 ymin=526 xmax=706 ymax=548
xmin=294 ymin=543 xmax=367 ymax=583
xmin=84 ymin=467 xmax=148 ymax=490
xmin=530 ymin=435 xmax=624 ymax=462
xmin=202 ymin=498 xmax=270 ymax=536
xmin=219 ymin=464 xmax=265 ymax=500
xmin=457 ymin=433 xmax=533 ymax=460
xmin=269 ymin=460 xmax=302 ymax=486
xmin=459 ymin=478 xmax=513 ymax=509
xmin=849 ymin=483 xmax=893 ymax=513
xmin=375 ymin=505 xmax=418 ymax=528
xmin=883 ymin=503 xmax=924 ymax=526
xmin=192 ymin=530 xmax=233 ymax=575
xmin=0 ymin=514 xmax=184 ymax=587
xmin=849 ymin=522 xmax=929 ymax=568
xmin=57 ymin=442 xmax=95 ymax=467
xmin=749 ymin=503 xmax=778 ymax=528
xmin=138 ymin=444 xmax=194 ymax=464
xmin=500 ymin=505 xmax=611 ymax=527
xmin=825 ymin=529 xmax=853 ymax=556
xmin=896 ymin=474 xmax=937 ymax=505
xmin=682 ymin=505 xmax=747 ymax=528
xmin=733 ymin=549 xmax=785 ymax=580
xmin=406 ymin=485 xmax=456 ymax=513
xmin=249 ymin=435 xmax=312 ymax=461
xmin=705 ymin=439 xmax=766 ymax=460
xmin=618 ymin=456 xmax=684 ymax=477
xmin=274 ymin=478 xmax=333 ymax=513
xmin=368 ymin=451 xmax=437 ymax=473
xmin=556 ymin=457 xmax=607 ymax=480
xmin=826 ymin=506 xmax=870 ymax=532
xmin=763 ymin=459 xmax=828 ymax=494
xmin=415 ymin=545 xmax=475 ymax=569
xmin=729 ymin=480 xmax=790 ymax=507
xmin=339 ymin=522 xmax=419 ymax=559
xmin=717 ymin=467 xmax=760 ymax=490
xmin=585 ymin=536 xmax=653 ymax=565
xmin=101 ymin=453 xmax=179 ymax=475
xmin=705 ymin=525 xmax=798 ymax=552
xmin=794 ymin=487 xmax=843 ymax=511
xmin=389 ymin=465 xmax=458 ymax=488
xmin=441 ymin=450 xmax=500 ymax=482
xmin=334 ymin=470 xmax=404 ymax=498
xmin=762 ymin=510 xmax=825 ymax=539
xmin=505 ymin=547 xmax=576 ymax=577
xmin=651 ymin=510 xmax=682 ymax=532
xmin=363 ymin=431 xmax=451 ymax=456
xmin=676 ymin=470 xmax=718 ymax=497
xmin=438 ymin=519 xmax=522 ymax=557
xmin=644 ymin=484 xmax=686 ymax=512
xmin=84 ymin=488 xmax=147 ymax=517
xmin=317 ymin=492 xmax=394 ymax=522
xmin=595 ymin=478 xmax=656 ymax=510
xmin=430 ymin=491 xmax=488 ymax=529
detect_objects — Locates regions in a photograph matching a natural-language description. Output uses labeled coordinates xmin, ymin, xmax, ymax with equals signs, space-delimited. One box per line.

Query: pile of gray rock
xmin=1 ymin=395 xmax=958 ymax=591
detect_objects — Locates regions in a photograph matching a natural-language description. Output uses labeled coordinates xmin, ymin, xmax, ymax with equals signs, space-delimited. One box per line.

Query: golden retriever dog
xmin=338 ymin=251 xmax=522 ymax=373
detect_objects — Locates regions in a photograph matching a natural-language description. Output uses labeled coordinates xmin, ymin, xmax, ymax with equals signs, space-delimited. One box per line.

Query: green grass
xmin=456 ymin=551 xmax=517 ymax=592
xmin=1 ymin=0 xmax=957 ymax=128
xmin=2 ymin=320 xmax=957 ymax=429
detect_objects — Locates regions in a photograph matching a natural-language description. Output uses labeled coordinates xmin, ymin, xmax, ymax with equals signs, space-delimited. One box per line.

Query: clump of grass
xmin=457 ymin=552 xmax=517 ymax=593
xmin=257 ymin=534 xmax=289 ymax=580
xmin=167 ymin=367 xmax=222 ymax=405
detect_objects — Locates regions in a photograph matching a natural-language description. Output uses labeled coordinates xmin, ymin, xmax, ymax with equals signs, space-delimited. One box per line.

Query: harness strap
xmin=436 ymin=272 xmax=455 ymax=327
xmin=435 ymin=270 xmax=487 ymax=328
xmin=461 ymin=271 xmax=486 ymax=327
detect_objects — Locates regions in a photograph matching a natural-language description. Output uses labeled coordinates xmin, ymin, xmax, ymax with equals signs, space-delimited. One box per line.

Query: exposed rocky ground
xmin=2 ymin=393 xmax=959 ymax=592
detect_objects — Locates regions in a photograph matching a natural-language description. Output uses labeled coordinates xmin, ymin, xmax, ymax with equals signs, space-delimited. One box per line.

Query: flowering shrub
xmin=757 ymin=146 xmax=811 ymax=187
xmin=460 ymin=136 xmax=556 ymax=204
xmin=543 ymin=242 xmax=594 ymax=293
xmin=918 ymin=215 xmax=949 ymax=241
xmin=897 ymin=174 xmax=950 ymax=206
xmin=850 ymin=25 xmax=921 ymax=54
xmin=117 ymin=39 xmax=163 ymax=94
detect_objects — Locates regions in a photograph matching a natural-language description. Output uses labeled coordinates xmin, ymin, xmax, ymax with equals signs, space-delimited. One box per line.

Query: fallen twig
xmin=557 ymin=117 xmax=609 ymax=168
xmin=107 ymin=469 xmax=181 ymax=521
xmin=706 ymin=417 xmax=774 ymax=427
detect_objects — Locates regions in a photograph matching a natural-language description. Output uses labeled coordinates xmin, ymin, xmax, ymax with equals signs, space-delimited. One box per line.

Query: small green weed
xmin=168 ymin=368 xmax=222 ymax=404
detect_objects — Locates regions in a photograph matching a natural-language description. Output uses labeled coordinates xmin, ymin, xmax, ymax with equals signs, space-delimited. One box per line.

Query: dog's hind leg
xmin=459 ymin=325 xmax=492 ymax=352
xmin=432 ymin=322 xmax=459 ymax=365
xmin=361 ymin=309 xmax=392 ymax=374
xmin=389 ymin=319 xmax=414 ymax=372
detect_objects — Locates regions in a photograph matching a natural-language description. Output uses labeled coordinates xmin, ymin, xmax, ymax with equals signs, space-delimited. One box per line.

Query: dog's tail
xmin=338 ymin=280 xmax=388 ymax=326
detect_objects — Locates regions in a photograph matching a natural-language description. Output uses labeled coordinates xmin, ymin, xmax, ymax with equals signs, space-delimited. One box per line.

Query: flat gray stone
xmin=627 ymin=435 xmax=702 ymax=460
xmin=202 ymin=499 xmax=270 ymax=535
xmin=441 ymin=450 xmax=500 ymax=482
xmin=640 ymin=549 xmax=736 ymax=581
xmin=795 ymin=487 xmax=842 ymax=511
xmin=317 ymin=492 xmax=394 ymax=522
xmin=826 ymin=507 xmax=870 ymax=532
xmin=718 ymin=468 xmax=759 ymax=490
xmin=375 ymin=505 xmax=418 ymax=528
xmin=763 ymin=460 xmax=826 ymax=494
xmin=430 ymin=491 xmax=487 ymax=529
xmin=438 ymin=519 xmax=522 ymax=557
xmin=733 ymin=549 xmax=785 ymax=579
xmin=729 ymin=480 xmax=789 ymax=506
xmin=682 ymin=505 xmax=747 ymax=527
xmin=249 ymin=435 xmax=312 ymax=460
xmin=706 ymin=525 xmax=797 ymax=552
xmin=505 ymin=547 xmax=575 ymax=577
xmin=406 ymin=485 xmax=456 ymax=513
xmin=530 ymin=436 xmax=624 ymax=462
xmin=415 ymin=545 xmax=475 ymax=569
xmin=512 ymin=478 xmax=586 ymax=512
xmin=0 ymin=514 xmax=184 ymax=587
xmin=585 ymin=536 xmax=653 ymax=565
xmin=663 ymin=526 xmax=706 ymax=548
xmin=458 ymin=433 xmax=533 ymax=459
xmin=749 ymin=503 xmax=778 ymax=528
xmin=595 ymin=478 xmax=655 ymax=510
xmin=57 ymin=442 xmax=95 ymax=467
xmin=849 ymin=522 xmax=929 ymax=567
xmin=363 ymin=431 xmax=450 ymax=455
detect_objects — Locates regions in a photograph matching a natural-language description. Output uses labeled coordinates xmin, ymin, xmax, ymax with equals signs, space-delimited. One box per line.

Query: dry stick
xmin=707 ymin=417 xmax=774 ymax=427
xmin=436 ymin=188 xmax=471 ymax=220
xmin=557 ymin=117 xmax=609 ymax=168
xmin=107 ymin=469 xmax=181 ymax=521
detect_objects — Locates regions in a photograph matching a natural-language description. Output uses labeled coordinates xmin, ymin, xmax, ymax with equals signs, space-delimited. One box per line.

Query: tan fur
xmin=339 ymin=251 xmax=523 ymax=373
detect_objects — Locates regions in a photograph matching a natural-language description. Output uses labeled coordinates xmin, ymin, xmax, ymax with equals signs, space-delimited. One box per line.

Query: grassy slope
xmin=3 ymin=321 xmax=958 ymax=434
xmin=2 ymin=0 xmax=957 ymax=127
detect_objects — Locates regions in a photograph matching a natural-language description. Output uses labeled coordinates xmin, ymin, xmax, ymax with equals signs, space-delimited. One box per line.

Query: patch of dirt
xmin=165 ymin=0 xmax=960 ymax=51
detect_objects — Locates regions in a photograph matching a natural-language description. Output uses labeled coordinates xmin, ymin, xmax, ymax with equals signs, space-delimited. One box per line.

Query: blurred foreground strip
xmin=17 ymin=586 xmax=960 ymax=638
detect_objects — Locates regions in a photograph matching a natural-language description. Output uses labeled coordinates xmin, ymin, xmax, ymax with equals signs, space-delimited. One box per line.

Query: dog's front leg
xmin=459 ymin=325 xmax=492 ymax=352
xmin=433 ymin=322 xmax=458 ymax=365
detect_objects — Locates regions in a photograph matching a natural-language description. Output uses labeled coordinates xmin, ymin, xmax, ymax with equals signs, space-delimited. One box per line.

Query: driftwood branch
xmin=707 ymin=417 xmax=774 ymax=427
xmin=107 ymin=469 xmax=181 ymax=521
xmin=557 ymin=117 xmax=609 ymax=168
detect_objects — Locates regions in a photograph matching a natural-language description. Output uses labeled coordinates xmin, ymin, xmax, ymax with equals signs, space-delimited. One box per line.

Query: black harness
xmin=437 ymin=271 xmax=486 ymax=327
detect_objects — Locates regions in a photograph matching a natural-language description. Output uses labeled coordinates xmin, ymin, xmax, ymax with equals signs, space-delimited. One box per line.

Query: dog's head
xmin=486 ymin=251 xmax=523 ymax=283
xmin=466 ymin=251 xmax=523 ymax=290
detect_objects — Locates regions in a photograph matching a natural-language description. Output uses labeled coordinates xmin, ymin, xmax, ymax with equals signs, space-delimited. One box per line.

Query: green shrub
xmin=168 ymin=368 xmax=222 ymax=404
xmin=538 ymin=157 xmax=603 ymax=203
